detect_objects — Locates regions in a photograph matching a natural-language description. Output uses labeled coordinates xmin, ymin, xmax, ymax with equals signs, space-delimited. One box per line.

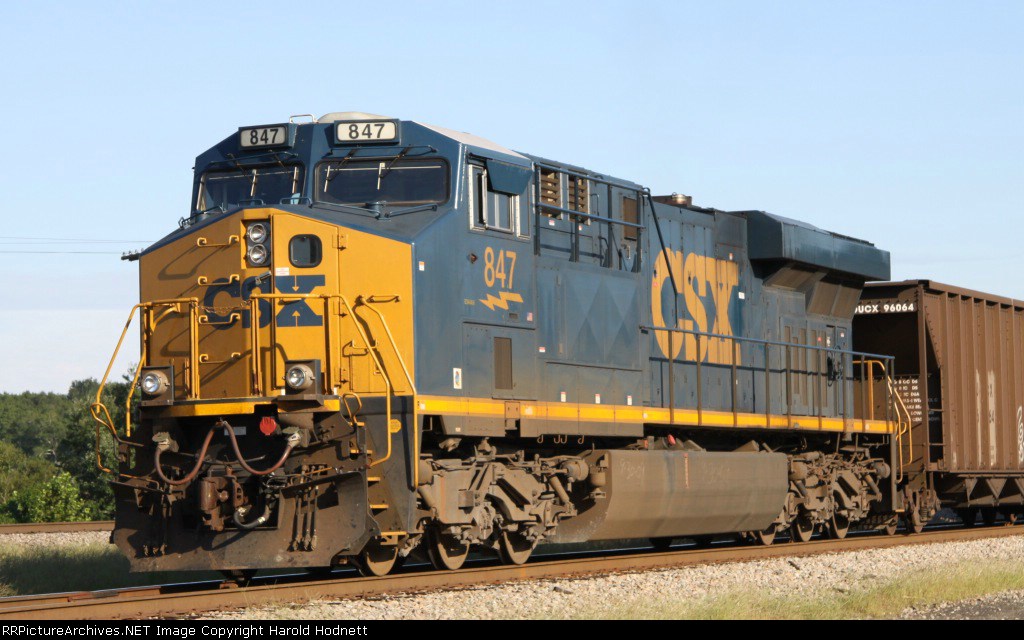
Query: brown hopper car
xmin=854 ymin=280 xmax=1024 ymax=525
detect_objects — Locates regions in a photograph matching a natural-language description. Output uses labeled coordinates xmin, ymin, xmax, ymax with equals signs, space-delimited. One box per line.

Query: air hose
xmin=216 ymin=419 xmax=300 ymax=476
xmin=153 ymin=421 xmax=299 ymax=486
xmin=232 ymin=502 xmax=272 ymax=530
xmin=153 ymin=428 xmax=217 ymax=486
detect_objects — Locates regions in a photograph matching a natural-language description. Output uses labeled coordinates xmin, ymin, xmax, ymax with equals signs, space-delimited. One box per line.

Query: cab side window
xmin=470 ymin=166 xmax=517 ymax=233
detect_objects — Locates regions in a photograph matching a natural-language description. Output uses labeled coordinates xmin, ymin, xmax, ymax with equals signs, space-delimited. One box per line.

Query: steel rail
xmin=1 ymin=525 xmax=1022 ymax=620
xmin=0 ymin=521 xmax=113 ymax=535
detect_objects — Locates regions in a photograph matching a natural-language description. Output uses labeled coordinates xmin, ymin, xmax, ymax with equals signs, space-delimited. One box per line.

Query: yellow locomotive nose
xmin=124 ymin=207 xmax=414 ymax=404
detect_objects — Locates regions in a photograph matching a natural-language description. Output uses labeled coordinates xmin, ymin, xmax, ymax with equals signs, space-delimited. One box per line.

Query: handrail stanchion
xmin=668 ymin=330 xmax=675 ymax=424
xmin=785 ymin=343 xmax=792 ymax=427
xmin=764 ymin=342 xmax=771 ymax=429
xmin=731 ymin=337 xmax=738 ymax=427
xmin=843 ymin=352 xmax=849 ymax=431
xmin=815 ymin=344 xmax=822 ymax=430
xmin=696 ymin=333 xmax=702 ymax=427
xmin=250 ymin=297 xmax=262 ymax=396
xmin=323 ymin=296 xmax=333 ymax=393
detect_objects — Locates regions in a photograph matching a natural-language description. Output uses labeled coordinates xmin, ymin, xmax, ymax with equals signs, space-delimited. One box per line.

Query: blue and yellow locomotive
xmin=93 ymin=112 xmax=904 ymax=575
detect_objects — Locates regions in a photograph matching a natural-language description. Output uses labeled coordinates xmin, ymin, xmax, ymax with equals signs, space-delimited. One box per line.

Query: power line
xmin=0 ymin=241 xmax=148 ymax=245
xmin=0 ymin=236 xmax=153 ymax=243
xmin=0 ymin=250 xmax=126 ymax=255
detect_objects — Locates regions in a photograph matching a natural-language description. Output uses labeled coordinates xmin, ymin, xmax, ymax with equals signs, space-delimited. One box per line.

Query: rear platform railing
xmin=855 ymin=359 xmax=913 ymax=483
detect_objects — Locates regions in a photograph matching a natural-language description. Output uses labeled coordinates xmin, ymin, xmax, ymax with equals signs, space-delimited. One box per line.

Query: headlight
xmin=246 ymin=223 xmax=269 ymax=244
xmin=248 ymin=243 xmax=269 ymax=265
xmin=141 ymin=371 xmax=169 ymax=396
xmin=285 ymin=364 xmax=314 ymax=391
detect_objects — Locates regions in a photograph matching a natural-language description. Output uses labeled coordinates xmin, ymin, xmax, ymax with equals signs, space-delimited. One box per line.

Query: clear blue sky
xmin=0 ymin=1 xmax=1021 ymax=392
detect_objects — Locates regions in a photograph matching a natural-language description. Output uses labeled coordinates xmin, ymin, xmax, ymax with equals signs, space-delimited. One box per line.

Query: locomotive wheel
xmin=753 ymin=524 xmax=777 ymax=546
xmin=426 ymin=529 xmax=470 ymax=571
xmin=882 ymin=518 xmax=898 ymax=536
xmin=957 ymin=508 xmax=978 ymax=528
xmin=357 ymin=541 xmax=399 ymax=577
xmin=827 ymin=512 xmax=850 ymax=540
xmin=498 ymin=531 xmax=535 ymax=565
xmin=906 ymin=510 xmax=925 ymax=534
xmin=791 ymin=517 xmax=814 ymax=543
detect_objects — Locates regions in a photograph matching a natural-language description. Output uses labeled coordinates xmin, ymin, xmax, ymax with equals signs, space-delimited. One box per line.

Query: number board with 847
xmin=335 ymin=120 xmax=398 ymax=144
xmin=239 ymin=125 xmax=289 ymax=149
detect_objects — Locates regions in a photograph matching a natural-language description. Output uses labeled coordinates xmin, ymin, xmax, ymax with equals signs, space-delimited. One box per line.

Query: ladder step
xmin=367 ymin=476 xmax=382 ymax=484
xmin=370 ymin=503 xmax=389 ymax=511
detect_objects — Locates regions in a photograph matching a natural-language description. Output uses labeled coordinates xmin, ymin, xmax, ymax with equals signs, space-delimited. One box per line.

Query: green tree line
xmin=0 ymin=376 xmax=135 ymax=522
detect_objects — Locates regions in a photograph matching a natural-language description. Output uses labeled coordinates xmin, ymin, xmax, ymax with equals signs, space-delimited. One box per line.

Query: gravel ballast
xmin=0 ymin=531 xmax=111 ymax=548
xmin=204 ymin=534 xmax=1024 ymax=620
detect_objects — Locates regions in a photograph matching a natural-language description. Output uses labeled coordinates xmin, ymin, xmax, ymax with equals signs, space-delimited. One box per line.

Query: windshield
xmin=315 ymin=159 xmax=448 ymax=207
xmin=197 ymin=165 xmax=304 ymax=212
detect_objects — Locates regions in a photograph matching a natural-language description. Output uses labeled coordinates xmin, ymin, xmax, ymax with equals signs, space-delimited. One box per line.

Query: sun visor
xmin=485 ymin=158 xmax=533 ymax=196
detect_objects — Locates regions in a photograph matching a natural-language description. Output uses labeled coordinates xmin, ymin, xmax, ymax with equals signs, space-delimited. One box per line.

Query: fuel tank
xmin=551 ymin=448 xmax=789 ymax=542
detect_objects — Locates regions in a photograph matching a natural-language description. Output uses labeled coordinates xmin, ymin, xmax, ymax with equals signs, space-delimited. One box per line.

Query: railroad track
xmin=0 ymin=521 xmax=113 ymax=535
xmin=1 ymin=524 xmax=1022 ymax=620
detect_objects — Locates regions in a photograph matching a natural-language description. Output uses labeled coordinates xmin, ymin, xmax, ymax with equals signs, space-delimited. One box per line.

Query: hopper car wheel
xmin=957 ymin=508 xmax=978 ymax=528
xmin=498 ymin=531 xmax=535 ymax=565
xmin=1004 ymin=511 xmax=1019 ymax=525
xmin=358 ymin=540 xmax=399 ymax=577
xmin=753 ymin=524 xmax=777 ymax=546
xmin=426 ymin=529 xmax=470 ymax=571
xmin=882 ymin=518 xmax=898 ymax=536
xmin=791 ymin=517 xmax=814 ymax=543
xmin=827 ymin=512 xmax=850 ymax=540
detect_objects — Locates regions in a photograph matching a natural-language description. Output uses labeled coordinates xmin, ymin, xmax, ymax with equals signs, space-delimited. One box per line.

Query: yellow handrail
xmin=357 ymin=295 xmax=420 ymax=485
xmin=90 ymin=298 xmax=198 ymax=474
xmin=357 ymin=296 xmax=416 ymax=394
xmin=95 ymin=291 xmax=416 ymax=481
xmin=855 ymin=359 xmax=913 ymax=483
xmin=248 ymin=292 xmax=409 ymax=471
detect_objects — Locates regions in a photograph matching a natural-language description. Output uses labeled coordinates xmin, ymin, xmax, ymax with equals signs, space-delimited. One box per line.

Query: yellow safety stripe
xmin=149 ymin=395 xmax=891 ymax=434
xmin=416 ymin=395 xmax=893 ymax=434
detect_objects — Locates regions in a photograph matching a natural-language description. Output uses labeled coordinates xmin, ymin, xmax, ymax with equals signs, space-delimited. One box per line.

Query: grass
xmin=0 ymin=542 xmax=218 ymax=596
xmin=564 ymin=560 xmax=1024 ymax=620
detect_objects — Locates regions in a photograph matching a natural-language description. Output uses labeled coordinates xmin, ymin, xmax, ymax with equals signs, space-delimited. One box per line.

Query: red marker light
xmin=259 ymin=416 xmax=278 ymax=436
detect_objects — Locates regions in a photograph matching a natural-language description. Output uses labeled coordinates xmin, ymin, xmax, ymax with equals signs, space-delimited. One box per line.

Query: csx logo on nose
xmin=203 ymin=275 xmax=326 ymax=329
